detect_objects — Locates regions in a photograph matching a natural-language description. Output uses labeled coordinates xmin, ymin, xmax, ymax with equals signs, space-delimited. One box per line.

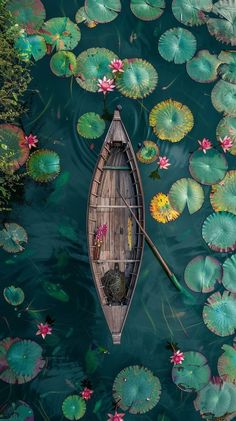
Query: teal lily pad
xmin=211 ymin=80 xmax=236 ymax=115
xmin=0 ymin=223 xmax=28 ymax=253
xmin=172 ymin=0 xmax=213 ymax=26
xmin=210 ymin=170 xmax=236 ymax=214
xmin=218 ymin=343 xmax=236 ymax=383
xmin=172 ymin=351 xmax=211 ymax=392
xmin=189 ymin=149 xmax=228 ymax=185
xmin=1 ymin=401 xmax=34 ymax=420
xmin=41 ymin=18 xmax=81 ymax=51
xmin=218 ymin=51 xmax=236 ymax=84
xmin=222 ymin=254 xmax=236 ymax=292
xmin=202 ymin=212 xmax=236 ymax=252
xmin=184 ymin=255 xmax=222 ymax=292
xmin=169 ymin=178 xmax=204 ymax=214
xmin=207 ymin=0 xmax=236 ymax=46
xmin=42 ymin=281 xmax=69 ymax=302
xmin=75 ymin=7 xmax=97 ymax=27
xmin=0 ymin=124 xmax=29 ymax=174
xmin=216 ymin=116 xmax=236 ymax=156
xmin=130 ymin=0 xmax=165 ymax=21
xmin=77 ymin=113 xmax=106 ymax=139
xmin=7 ymin=0 xmax=46 ymax=33
xmin=136 ymin=140 xmax=159 ymax=163
xmin=50 ymin=51 xmax=77 ymax=77
xmin=186 ymin=50 xmax=220 ymax=83
xmin=85 ymin=0 xmax=121 ymax=23
xmin=194 ymin=380 xmax=236 ymax=418
xmin=158 ymin=27 xmax=197 ymax=64
xmin=15 ymin=34 xmax=47 ymax=62
xmin=203 ymin=291 xmax=236 ymax=336
xmin=27 ymin=150 xmax=60 ymax=183
xmin=62 ymin=395 xmax=86 ymax=420
xmin=3 ymin=286 xmax=25 ymax=306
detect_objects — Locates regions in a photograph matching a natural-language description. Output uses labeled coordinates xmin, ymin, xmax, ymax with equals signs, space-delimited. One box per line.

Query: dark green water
xmin=1 ymin=1 xmax=236 ymax=420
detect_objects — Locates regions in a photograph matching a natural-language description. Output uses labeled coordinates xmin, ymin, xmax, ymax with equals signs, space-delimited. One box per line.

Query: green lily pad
xmin=189 ymin=149 xmax=228 ymax=185
xmin=172 ymin=0 xmax=213 ymax=26
xmin=172 ymin=351 xmax=211 ymax=392
xmin=85 ymin=0 xmax=121 ymax=23
xmin=27 ymin=150 xmax=60 ymax=183
xmin=7 ymin=0 xmax=46 ymax=33
xmin=222 ymin=254 xmax=236 ymax=292
xmin=169 ymin=178 xmax=204 ymax=214
xmin=216 ymin=116 xmax=236 ymax=155
xmin=136 ymin=141 xmax=159 ymax=163
xmin=75 ymin=7 xmax=97 ymax=27
xmin=186 ymin=50 xmax=220 ymax=83
xmin=50 ymin=51 xmax=78 ymax=77
xmin=207 ymin=0 xmax=236 ymax=46
xmin=42 ymin=281 xmax=69 ymax=302
xmin=211 ymin=80 xmax=236 ymax=115
xmin=3 ymin=286 xmax=25 ymax=306
xmin=1 ymin=401 xmax=34 ymax=420
xmin=218 ymin=51 xmax=236 ymax=84
xmin=41 ymin=18 xmax=81 ymax=51
xmin=202 ymin=212 xmax=236 ymax=252
xmin=0 ymin=124 xmax=29 ymax=174
xmin=130 ymin=0 xmax=165 ymax=21
xmin=62 ymin=395 xmax=86 ymax=420
xmin=184 ymin=255 xmax=222 ymax=292
xmin=158 ymin=27 xmax=197 ymax=64
xmin=15 ymin=34 xmax=47 ymax=62
xmin=210 ymin=170 xmax=236 ymax=214
xmin=203 ymin=291 xmax=236 ymax=336
xmin=0 ymin=223 xmax=28 ymax=253
xmin=194 ymin=380 xmax=236 ymax=418
xmin=218 ymin=343 xmax=236 ymax=383
xmin=77 ymin=113 xmax=106 ymax=139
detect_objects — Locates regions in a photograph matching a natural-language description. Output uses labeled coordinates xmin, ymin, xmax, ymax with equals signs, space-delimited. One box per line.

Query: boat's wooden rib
xmin=87 ymin=106 xmax=145 ymax=344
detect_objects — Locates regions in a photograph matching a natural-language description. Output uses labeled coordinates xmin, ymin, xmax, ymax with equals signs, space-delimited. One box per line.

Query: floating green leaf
xmin=130 ymin=0 xmax=165 ymax=21
xmin=169 ymin=178 xmax=204 ymax=214
xmin=136 ymin=141 xmax=159 ymax=164
xmin=7 ymin=0 xmax=46 ymax=33
xmin=50 ymin=51 xmax=77 ymax=77
xmin=202 ymin=212 xmax=236 ymax=252
xmin=210 ymin=170 xmax=236 ymax=214
xmin=186 ymin=50 xmax=220 ymax=83
xmin=75 ymin=7 xmax=97 ymax=28
xmin=158 ymin=27 xmax=197 ymax=64
xmin=1 ymin=401 xmax=34 ymax=421
xmin=42 ymin=281 xmax=69 ymax=302
xmin=207 ymin=0 xmax=236 ymax=46
xmin=218 ymin=51 xmax=236 ymax=84
xmin=211 ymin=80 xmax=236 ymax=115
xmin=189 ymin=149 xmax=228 ymax=185
xmin=222 ymin=254 xmax=236 ymax=292
xmin=194 ymin=380 xmax=236 ymax=418
xmin=27 ymin=150 xmax=60 ymax=183
xmin=0 ymin=223 xmax=28 ymax=253
xmin=15 ymin=34 xmax=47 ymax=61
xmin=172 ymin=0 xmax=212 ymax=26
xmin=85 ymin=0 xmax=121 ymax=23
xmin=184 ymin=255 xmax=222 ymax=292
xmin=0 ymin=124 xmax=29 ymax=174
xmin=3 ymin=286 xmax=25 ymax=306
xmin=218 ymin=343 xmax=236 ymax=383
xmin=203 ymin=291 xmax=236 ymax=336
xmin=62 ymin=395 xmax=86 ymax=420
xmin=216 ymin=115 xmax=236 ymax=155
xmin=172 ymin=351 xmax=211 ymax=392
xmin=77 ymin=113 xmax=105 ymax=139
xmin=41 ymin=18 xmax=81 ymax=51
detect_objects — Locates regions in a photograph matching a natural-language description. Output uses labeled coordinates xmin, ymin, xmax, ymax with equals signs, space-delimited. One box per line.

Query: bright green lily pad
xmin=15 ymin=34 xmax=47 ymax=61
xmin=27 ymin=150 xmax=60 ymax=183
xmin=216 ymin=116 xmax=236 ymax=155
xmin=172 ymin=0 xmax=212 ymax=26
xmin=202 ymin=212 xmax=236 ymax=252
xmin=211 ymin=80 xmax=236 ymax=115
xmin=172 ymin=351 xmax=211 ymax=392
xmin=169 ymin=178 xmax=204 ymax=214
xmin=184 ymin=255 xmax=222 ymax=292
xmin=3 ymin=286 xmax=25 ymax=306
xmin=62 ymin=395 xmax=86 ymax=420
xmin=158 ymin=27 xmax=197 ymax=64
xmin=0 ymin=223 xmax=28 ymax=253
xmin=203 ymin=291 xmax=236 ymax=336
xmin=85 ymin=0 xmax=121 ymax=23
xmin=50 ymin=51 xmax=77 ymax=77
xmin=0 ymin=124 xmax=29 ymax=174
xmin=210 ymin=170 xmax=236 ymax=214
xmin=7 ymin=0 xmax=46 ymax=33
xmin=222 ymin=254 xmax=236 ymax=292
xmin=130 ymin=0 xmax=165 ymax=21
xmin=186 ymin=50 xmax=220 ymax=83
xmin=41 ymin=18 xmax=81 ymax=51
xmin=218 ymin=343 xmax=236 ymax=383
xmin=189 ymin=149 xmax=228 ymax=185
xmin=77 ymin=113 xmax=105 ymax=139
xmin=75 ymin=6 xmax=97 ymax=27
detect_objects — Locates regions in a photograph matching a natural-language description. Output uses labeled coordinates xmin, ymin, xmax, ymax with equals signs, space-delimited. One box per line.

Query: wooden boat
xmin=87 ymin=106 xmax=145 ymax=344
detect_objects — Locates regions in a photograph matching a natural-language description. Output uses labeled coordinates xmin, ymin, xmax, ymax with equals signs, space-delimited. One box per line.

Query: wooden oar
xmin=118 ymin=191 xmax=194 ymax=299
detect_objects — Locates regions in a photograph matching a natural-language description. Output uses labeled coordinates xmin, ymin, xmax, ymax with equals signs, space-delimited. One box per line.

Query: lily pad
xmin=75 ymin=7 xmax=97 ymax=28
xmin=50 ymin=51 xmax=78 ymax=77
xmin=203 ymin=291 xmax=236 ymax=336
xmin=27 ymin=150 xmax=60 ymax=183
xmin=130 ymin=0 xmax=165 ymax=21
xmin=0 ymin=223 xmax=28 ymax=253
xmin=7 ymin=0 xmax=46 ymax=33
xmin=85 ymin=0 xmax=121 ymax=23
xmin=207 ymin=0 xmax=236 ymax=46
xmin=15 ymin=34 xmax=47 ymax=61
xmin=3 ymin=286 xmax=25 ymax=306
xmin=216 ymin=116 xmax=236 ymax=155
xmin=77 ymin=113 xmax=105 ymax=139
xmin=222 ymin=254 xmax=236 ymax=292
xmin=136 ymin=141 xmax=159 ymax=163
xmin=62 ymin=395 xmax=86 ymax=420
xmin=189 ymin=149 xmax=228 ymax=185
xmin=186 ymin=50 xmax=220 ymax=83
xmin=169 ymin=178 xmax=204 ymax=214
xmin=202 ymin=212 xmax=236 ymax=252
xmin=116 ymin=58 xmax=158 ymax=99
xmin=210 ymin=170 xmax=236 ymax=214
xmin=42 ymin=281 xmax=69 ymax=302
xmin=1 ymin=401 xmax=34 ymax=421
xmin=218 ymin=51 xmax=236 ymax=84
xmin=0 ymin=124 xmax=29 ymax=174
xmin=184 ymin=255 xmax=222 ymax=292
xmin=41 ymin=18 xmax=81 ymax=51
xmin=172 ymin=351 xmax=211 ymax=392
xmin=194 ymin=380 xmax=236 ymax=418
xmin=150 ymin=193 xmax=180 ymax=223
xmin=158 ymin=27 xmax=197 ymax=64
xmin=172 ymin=0 xmax=213 ymax=26
xmin=211 ymin=80 xmax=236 ymax=115
xmin=76 ymin=48 xmax=117 ymax=92
xmin=218 ymin=343 xmax=236 ymax=383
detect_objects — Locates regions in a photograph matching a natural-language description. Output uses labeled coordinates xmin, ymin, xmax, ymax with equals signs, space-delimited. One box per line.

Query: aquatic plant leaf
xmin=172 ymin=0 xmax=213 ymax=26
xmin=76 ymin=48 xmax=117 ymax=92
xmin=27 ymin=149 xmax=60 ymax=183
xmin=7 ymin=0 xmax=46 ymax=33
xmin=85 ymin=348 xmax=99 ymax=374
xmin=207 ymin=0 xmax=236 ymax=46
xmin=50 ymin=51 xmax=77 ymax=78
xmin=0 ymin=223 xmax=28 ymax=253
xmin=172 ymin=351 xmax=211 ymax=392
xmin=136 ymin=141 xmax=159 ymax=163
xmin=222 ymin=254 xmax=236 ymax=292
xmin=150 ymin=193 xmax=180 ymax=223
xmin=169 ymin=178 xmax=204 ymax=214
xmin=77 ymin=113 xmax=106 ymax=139
xmin=202 ymin=212 xmax=236 ymax=252
xmin=41 ymin=18 xmax=81 ymax=51
xmin=212 ymin=80 xmax=236 ymax=115
xmin=130 ymin=0 xmax=165 ymax=21
xmin=184 ymin=255 xmax=222 ymax=292
xmin=218 ymin=51 xmax=236 ymax=84
xmin=15 ymin=34 xmax=47 ymax=61
xmin=218 ymin=343 xmax=236 ymax=383
xmin=1 ymin=401 xmax=34 ymax=421
xmin=149 ymin=168 xmax=160 ymax=179
xmin=186 ymin=50 xmax=220 ymax=83
xmin=85 ymin=0 xmax=121 ymax=23
xmin=189 ymin=149 xmax=228 ymax=185
xmin=75 ymin=7 xmax=97 ymax=27
xmin=3 ymin=285 xmax=25 ymax=306
xmin=42 ymin=281 xmax=69 ymax=302
xmin=0 ymin=124 xmax=29 ymax=174
xmin=113 ymin=365 xmax=161 ymax=414
xmin=194 ymin=380 xmax=236 ymax=418
xmin=116 ymin=58 xmax=158 ymax=99
xmin=158 ymin=27 xmax=197 ymax=64
xmin=62 ymin=395 xmax=86 ymax=420
xmin=149 ymin=99 xmax=194 ymax=142
xmin=203 ymin=291 xmax=236 ymax=336
xmin=216 ymin=115 xmax=236 ymax=155
xmin=210 ymin=170 xmax=236 ymax=214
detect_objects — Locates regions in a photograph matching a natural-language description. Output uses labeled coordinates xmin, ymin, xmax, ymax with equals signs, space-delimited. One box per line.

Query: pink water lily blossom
xmin=198 ymin=138 xmax=212 ymax=154
xmin=170 ymin=350 xmax=185 ymax=365
xmin=98 ymin=76 xmax=115 ymax=94
xmin=36 ymin=323 xmax=52 ymax=339
xmin=109 ymin=59 xmax=124 ymax=73
xmin=219 ymin=136 xmax=233 ymax=153
xmin=107 ymin=410 xmax=126 ymax=421
xmin=24 ymin=134 xmax=38 ymax=149
xmin=158 ymin=156 xmax=170 ymax=170
xmin=81 ymin=387 xmax=93 ymax=400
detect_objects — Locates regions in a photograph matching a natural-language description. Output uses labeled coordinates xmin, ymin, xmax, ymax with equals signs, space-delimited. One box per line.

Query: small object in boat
xmin=128 ymin=217 xmax=133 ymax=251
xmin=102 ymin=263 xmax=126 ymax=304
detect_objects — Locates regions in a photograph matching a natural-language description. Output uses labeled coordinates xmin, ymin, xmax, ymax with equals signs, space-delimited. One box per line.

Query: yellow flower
xmin=150 ymin=193 xmax=180 ymax=223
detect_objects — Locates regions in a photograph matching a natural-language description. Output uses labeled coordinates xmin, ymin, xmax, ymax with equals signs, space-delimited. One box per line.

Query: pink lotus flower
xmin=98 ymin=76 xmax=115 ymax=94
xmin=219 ymin=136 xmax=233 ymax=153
xmin=95 ymin=223 xmax=107 ymax=242
xmin=170 ymin=350 xmax=185 ymax=365
xmin=36 ymin=323 xmax=52 ymax=339
xmin=81 ymin=387 xmax=93 ymax=400
xmin=107 ymin=410 xmax=126 ymax=421
xmin=158 ymin=156 xmax=170 ymax=170
xmin=198 ymin=138 xmax=212 ymax=154
xmin=24 ymin=134 xmax=38 ymax=149
xmin=109 ymin=59 xmax=124 ymax=73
